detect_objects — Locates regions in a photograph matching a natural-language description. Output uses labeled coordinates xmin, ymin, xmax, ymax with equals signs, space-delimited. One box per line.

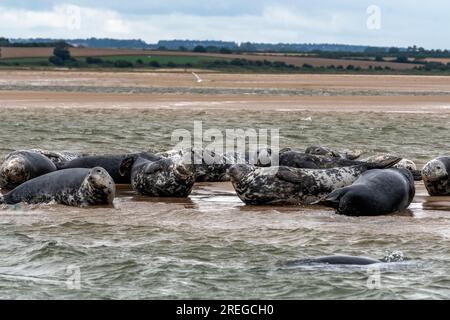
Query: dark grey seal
xmin=318 ymin=168 xmax=415 ymax=216
xmin=58 ymin=153 xmax=160 ymax=184
xmin=227 ymin=157 xmax=400 ymax=205
xmin=422 ymin=157 xmax=450 ymax=196
xmin=0 ymin=151 xmax=57 ymax=190
xmin=119 ymin=154 xmax=196 ymax=197
xmin=0 ymin=167 xmax=115 ymax=207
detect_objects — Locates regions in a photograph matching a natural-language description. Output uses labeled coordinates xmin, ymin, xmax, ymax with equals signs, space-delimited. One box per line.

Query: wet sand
xmin=1 ymin=71 xmax=450 ymax=113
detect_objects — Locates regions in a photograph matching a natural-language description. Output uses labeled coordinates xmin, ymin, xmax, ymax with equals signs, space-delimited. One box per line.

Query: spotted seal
xmin=422 ymin=157 xmax=450 ymax=196
xmin=0 ymin=167 xmax=115 ymax=207
xmin=279 ymin=151 xmax=390 ymax=169
xmin=0 ymin=151 xmax=57 ymax=190
xmin=119 ymin=154 xmax=196 ymax=197
xmin=305 ymin=145 xmax=364 ymax=160
xmin=227 ymin=157 xmax=401 ymax=205
xmin=318 ymin=168 xmax=415 ymax=216
xmin=363 ymin=154 xmax=421 ymax=181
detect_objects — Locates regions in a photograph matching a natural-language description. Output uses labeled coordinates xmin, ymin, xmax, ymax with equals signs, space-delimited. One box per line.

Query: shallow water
xmin=1 ymin=108 xmax=450 ymax=299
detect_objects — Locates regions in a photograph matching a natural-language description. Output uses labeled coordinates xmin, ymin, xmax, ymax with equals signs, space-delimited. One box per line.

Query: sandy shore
xmin=1 ymin=70 xmax=450 ymax=113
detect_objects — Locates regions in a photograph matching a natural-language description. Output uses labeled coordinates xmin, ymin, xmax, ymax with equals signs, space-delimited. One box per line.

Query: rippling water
xmin=1 ymin=108 xmax=450 ymax=299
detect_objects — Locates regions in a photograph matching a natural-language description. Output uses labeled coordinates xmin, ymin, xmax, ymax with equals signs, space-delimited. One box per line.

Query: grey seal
xmin=318 ymin=168 xmax=415 ymax=216
xmin=0 ymin=167 xmax=115 ymax=207
xmin=422 ymin=157 xmax=450 ymax=196
xmin=0 ymin=151 xmax=57 ymax=190
xmin=119 ymin=154 xmax=196 ymax=197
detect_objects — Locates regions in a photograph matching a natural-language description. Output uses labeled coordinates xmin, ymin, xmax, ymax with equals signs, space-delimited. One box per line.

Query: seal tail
xmin=366 ymin=156 xmax=402 ymax=169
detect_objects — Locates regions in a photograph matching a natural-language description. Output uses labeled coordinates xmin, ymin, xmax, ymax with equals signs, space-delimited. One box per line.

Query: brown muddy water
xmin=0 ymin=107 xmax=450 ymax=299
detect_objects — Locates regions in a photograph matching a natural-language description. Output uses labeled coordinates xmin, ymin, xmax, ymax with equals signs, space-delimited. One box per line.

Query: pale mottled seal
xmin=58 ymin=153 xmax=161 ymax=184
xmin=305 ymin=146 xmax=363 ymax=160
xmin=279 ymin=151 xmax=384 ymax=169
xmin=422 ymin=157 xmax=450 ymax=196
xmin=30 ymin=149 xmax=85 ymax=167
xmin=0 ymin=167 xmax=115 ymax=207
xmin=364 ymin=154 xmax=421 ymax=181
xmin=319 ymin=168 xmax=415 ymax=216
xmin=119 ymin=154 xmax=196 ymax=197
xmin=228 ymin=157 xmax=400 ymax=205
xmin=0 ymin=151 xmax=57 ymax=190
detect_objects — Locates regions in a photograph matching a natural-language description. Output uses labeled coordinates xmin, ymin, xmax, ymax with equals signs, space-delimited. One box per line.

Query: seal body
xmin=305 ymin=146 xmax=363 ymax=160
xmin=285 ymin=255 xmax=381 ymax=266
xmin=58 ymin=153 xmax=160 ymax=184
xmin=279 ymin=151 xmax=373 ymax=169
xmin=363 ymin=154 xmax=421 ymax=181
xmin=0 ymin=151 xmax=57 ymax=190
xmin=0 ymin=167 xmax=115 ymax=206
xmin=120 ymin=155 xmax=196 ymax=197
xmin=422 ymin=157 xmax=450 ymax=196
xmin=30 ymin=149 xmax=85 ymax=168
xmin=228 ymin=159 xmax=400 ymax=205
xmin=319 ymin=168 xmax=415 ymax=216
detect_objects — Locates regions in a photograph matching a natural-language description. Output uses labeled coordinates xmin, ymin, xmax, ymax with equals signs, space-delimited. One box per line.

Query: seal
xmin=0 ymin=167 xmax=115 ymax=207
xmin=58 ymin=153 xmax=161 ymax=184
xmin=119 ymin=154 xmax=196 ymax=197
xmin=422 ymin=157 xmax=450 ymax=196
xmin=283 ymin=251 xmax=405 ymax=267
xmin=305 ymin=145 xmax=364 ymax=160
xmin=284 ymin=255 xmax=382 ymax=266
xmin=318 ymin=168 xmax=415 ymax=216
xmin=227 ymin=157 xmax=401 ymax=205
xmin=0 ymin=151 xmax=57 ymax=190
xmin=279 ymin=151 xmax=387 ymax=169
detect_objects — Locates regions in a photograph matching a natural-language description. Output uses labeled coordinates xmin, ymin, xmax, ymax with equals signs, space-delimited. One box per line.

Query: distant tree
xmin=178 ymin=46 xmax=188 ymax=52
xmin=302 ymin=63 xmax=313 ymax=69
xmin=114 ymin=60 xmax=134 ymax=68
xmin=167 ymin=61 xmax=177 ymax=67
xmin=149 ymin=61 xmax=161 ymax=68
xmin=395 ymin=56 xmax=409 ymax=63
xmin=346 ymin=65 xmax=355 ymax=70
xmin=375 ymin=56 xmax=384 ymax=62
xmin=219 ymin=47 xmax=232 ymax=54
xmin=86 ymin=57 xmax=103 ymax=64
xmin=49 ymin=43 xmax=74 ymax=65
xmin=136 ymin=59 xmax=144 ymax=65
xmin=193 ymin=45 xmax=207 ymax=53
xmin=388 ymin=47 xmax=400 ymax=54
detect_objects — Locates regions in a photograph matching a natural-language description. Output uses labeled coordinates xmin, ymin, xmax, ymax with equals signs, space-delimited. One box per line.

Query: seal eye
xmin=96 ymin=169 xmax=102 ymax=174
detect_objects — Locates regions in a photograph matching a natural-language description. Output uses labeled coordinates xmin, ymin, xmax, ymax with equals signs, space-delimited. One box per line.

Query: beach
xmin=1 ymin=70 xmax=450 ymax=299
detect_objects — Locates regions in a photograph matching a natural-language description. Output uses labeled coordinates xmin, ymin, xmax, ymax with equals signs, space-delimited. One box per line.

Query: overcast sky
xmin=0 ymin=0 xmax=448 ymax=49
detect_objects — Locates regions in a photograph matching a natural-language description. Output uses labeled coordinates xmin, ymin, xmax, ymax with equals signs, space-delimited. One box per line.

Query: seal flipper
xmin=119 ymin=155 xmax=138 ymax=177
xmin=275 ymin=167 xmax=303 ymax=184
xmin=315 ymin=188 xmax=348 ymax=208
xmin=143 ymin=161 xmax=163 ymax=175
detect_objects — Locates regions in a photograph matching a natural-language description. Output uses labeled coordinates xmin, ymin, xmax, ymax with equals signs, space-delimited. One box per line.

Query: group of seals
xmin=1 ymin=145 xmax=448 ymax=213
xmin=228 ymin=157 xmax=401 ymax=205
